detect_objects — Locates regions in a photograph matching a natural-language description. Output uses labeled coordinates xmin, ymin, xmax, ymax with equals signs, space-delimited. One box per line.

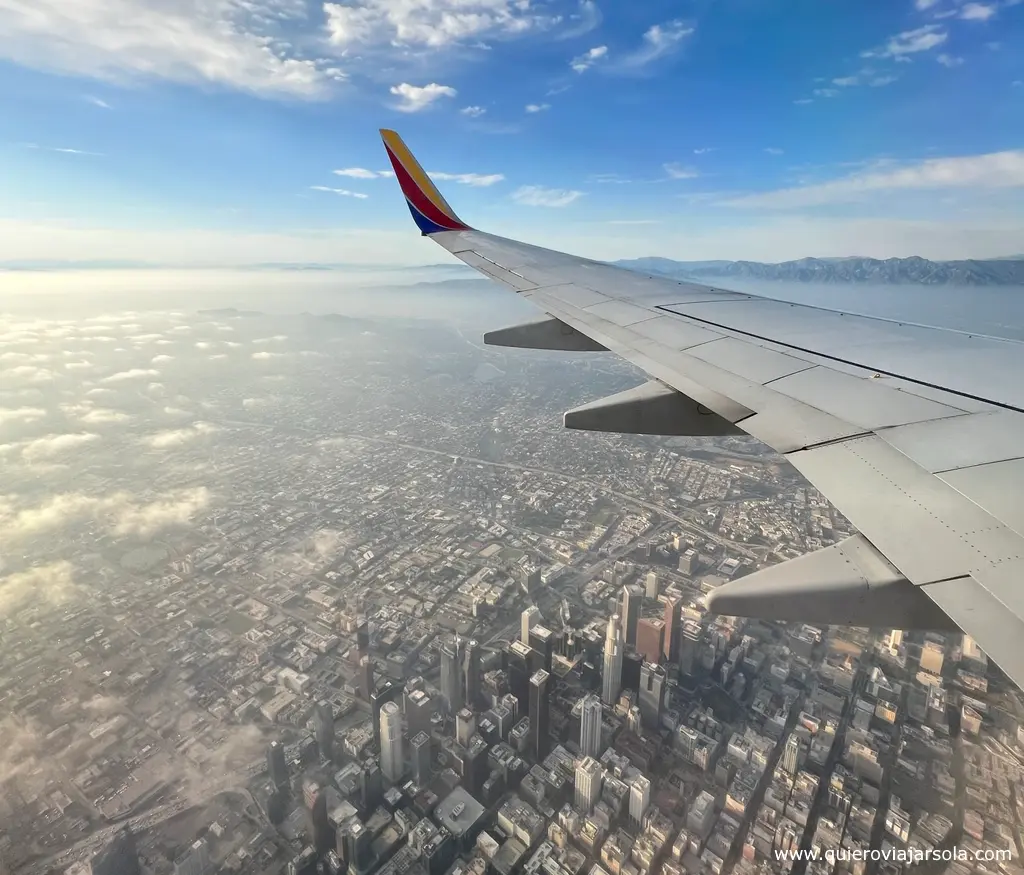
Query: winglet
xmin=379 ymin=129 xmax=471 ymax=235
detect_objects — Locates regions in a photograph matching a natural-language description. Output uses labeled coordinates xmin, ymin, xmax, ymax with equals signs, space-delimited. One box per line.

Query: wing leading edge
xmin=379 ymin=129 xmax=1024 ymax=690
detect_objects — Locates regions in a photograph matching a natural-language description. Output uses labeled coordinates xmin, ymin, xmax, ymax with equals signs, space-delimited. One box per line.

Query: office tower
xmin=359 ymin=654 xmax=374 ymax=701
xmin=440 ymin=636 xmax=465 ymax=713
xmin=173 ymin=839 xmax=211 ymax=875
xmin=411 ymin=731 xmax=432 ymax=783
xmin=529 ymin=669 xmax=551 ymax=761
xmin=679 ymin=549 xmax=697 ymax=575
xmin=303 ymin=778 xmax=321 ymax=810
xmin=91 ymin=827 xmax=141 ymax=875
xmin=267 ymin=741 xmax=289 ymax=790
xmin=673 ymin=534 xmax=686 ymax=552
xmin=357 ymin=618 xmax=370 ymax=656
xmin=662 ymin=597 xmax=681 ymax=664
xmin=638 ymin=662 xmax=666 ymax=729
xmin=678 ymin=620 xmax=702 ymax=676
xmin=645 ymin=571 xmax=659 ymax=599
xmin=309 ymin=791 xmax=336 ymax=857
xmin=636 ymin=618 xmax=666 ymax=665
xmin=622 ymin=650 xmax=643 ymax=692
xmin=529 ymin=625 xmax=555 ymax=674
xmin=782 ymin=734 xmax=801 ymax=775
xmin=371 ymin=680 xmax=401 ymax=752
xmin=482 ymin=669 xmax=510 ymax=704
xmin=456 ymin=708 xmax=477 ymax=747
xmin=630 ymin=775 xmax=651 ymax=826
xmin=621 ymin=585 xmax=642 ymax=647
xmin=921 ymin=641 xmax=944 ymax=675
xmin=574 ymin=756 xmax=603 ymax=813
xmin=627 ymin=705 xmax=642 ymax=735
xmin=521 ymin=605 xmax=540 ymax=644
xmin=380 ymin=701 xmax=404 ymax=783
xmin=580 ymin=694 xmax=602 ymax=758
xmin=314 ymin=701 xmax=335 ymax=764
xmin=464 ymin=639 xmax=482 ymax=709
xmin=360 ymin=760 xmax=383 ymax=811
xmin=501 ymin=692 xmax=520 ymax=723
xmin=602 ymin=614 xmax=623 ymax=705
xmin=887 ymin=629 xmax=904 ymax=653
xmin=405 ymin=687 xmax=434 ymax=739
xmin=506 ymin=640 xmax=534 ymax=717
xmin=339 ymin=818 xmax=375 ymax=875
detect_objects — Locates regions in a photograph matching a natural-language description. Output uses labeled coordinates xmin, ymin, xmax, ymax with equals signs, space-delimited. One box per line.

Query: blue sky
xmin=1 ymin=0 xmax=1022 ymax=265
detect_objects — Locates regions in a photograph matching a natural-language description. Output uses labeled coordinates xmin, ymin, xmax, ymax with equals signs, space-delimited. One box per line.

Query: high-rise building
xmin=521 ymin=606 xmax=541 ymax=644
xmin=782 ymin=734 xmax=801 ymax=775
xmin=360 ymin=760 xmax=383 ymax=811
xmin=645 ymin=571 xmax=659 ymax=599
xmin=359 ymin=654 xmax=374 ymax=701
xmin=636 ymin=618 xmax=666 ymax=665
xmin=464 ymin=639 xmax=482 ymax=709
xmin=626 ymin=705 xmax=642 ymax=735
xmin=380 ymin=701 xmax=404 ymax=783
xmin=629 ymin=775 xmax=651 ymax=826
xmin=920 ymin=641 xmax=944 ymax=675
xmin=267 ymin=741 xmax=289 ymax=790
xmin=405 ymin=688 xmax=435 ymax=739
xmin=371 ymin=680 xmax=402 ymax=752
xmin=529 ymin=625 xmax=555 ymax=674
xmin=678 ymin=620 xmax=702 ymax=676
xmin=621 ymin=585 xmax=642 ymax=647
xmin=314 ymin=701 xmax=335 ymax=764
xmin=91 ymin=827 xmax=141 ymax=875
xmin=440 ymin=636 xmax=465 ymax=713
xmin=456 ymin=708 xmax=477 ymax=747
xmin=411 ymin=731 xmax=432 ymax=784
xmin=888 ymin=629 xmax=904 ymax=651
xmin=679 ymin=549 xmax=697 ymax=576
xmin=638 ymin=662 xmax=666 ymax=729
xmin=356 ymin=617 xmax=370 ymax=655
xmin=662 ymin=597 xmax=681 ymax=664
xmin=574 ymin=756 xmax=603 ymax=813
xmin=338 ymin=818 xmax=375 ymax=875
xmin=602 ymin=614 xmax=623 ymax=705
xmin=530 ymin=669 xmax=551 ymax=761
xmin=501 ymin=692 xmax=520 ymax=723
xmin=580 ymin=694 xmax=603 ymax=758
xmin=506 ymin=640 xmax=534 ymax=717
xmin=173 ymin=839 xmax=211 ymax=875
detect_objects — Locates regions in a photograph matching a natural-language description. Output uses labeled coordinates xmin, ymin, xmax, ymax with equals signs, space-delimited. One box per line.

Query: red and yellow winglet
xmin=380 ymin=129 xmax=471 ymax=235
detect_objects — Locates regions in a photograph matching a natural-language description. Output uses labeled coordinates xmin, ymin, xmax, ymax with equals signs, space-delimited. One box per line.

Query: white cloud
xmin=764 ymin=148 xmax=784 ymax=156
xmin=862 ymin=24 xmax=947 ymax=59
xmin=0 ymin=407 xmax=46 ymax=427
xmin=937 ymin=53 xmax=964 ymax=66
xmin=143 ymin=422 xmax=218 ymax=449
xmin=570 ymin=45 xmax=608 ymax=73
xmin=720 ymin=150 xmax=1024 ymax=209
xmin=619 ymin=20 xmax=694 ymax=69
xmin=151 ymin=354 xmax=174 ymax=363
xmin=0 ymin=487 xmax=211 ymax=543
xmin=525 ymin=103 xmax=551 ymax=113
xmin=325 ymin=0 xmax=559 ymax=48
xmin=389 ymin=82 xmax=457 ymax=112
xmin=833 ymin=76 xmax=859 ymax=87
xmin=511 ymin=185 xmax=584 ymax=207
xmin=21 ymin=432 xmax=100 ymax=461
xmin=0 ymin=561 xmax=77 ymax=614
xmin=430 ymin=171 xmax=504 ymax=186
xmin=960 ymin=2 xmax=996 ymax=19
xmin=793 ymin=98 xmax=814 ymax=105
xmin=311 ymin=185 xmax=369 ymax=199
xmin=100 ymin=367 xmax=159 ymax=382
xmin=85 ymin=95 xmax=111 ymax=108
xmin=914 ymin=0 xmax=940 ymax=8
xmin=3 ymin=365 xmax=56 ymax=384
xmin=460 ymin=105 xmax=487 ymax=117
xmin=333 ymin=167 xmax=394 ymax=179
xmin=868 ymin=74 xmax=898 ymax=86
xmin=664 ymin=163 xmax=699 ymax=179
xmin=253 ymin=335 xmax=288 ymax=343
xmin=693 ymin=147 xmax=715 ymax=155
xmin=813 ymin=88 xmax=840 ymax=98
xmin=557 ymin=0 xmax=601 ymax=40
xmin=0 ymin=0 xmax=334 ymax=99
xmin=252 ymin=350 xmax=287 ymax=360
xmin=80 ymin=408 xmax=131 ymax=425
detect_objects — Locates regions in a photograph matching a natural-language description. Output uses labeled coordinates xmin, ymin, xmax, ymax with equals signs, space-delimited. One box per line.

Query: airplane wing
xmin=380 ymin=128 xmax=1024 ymax=688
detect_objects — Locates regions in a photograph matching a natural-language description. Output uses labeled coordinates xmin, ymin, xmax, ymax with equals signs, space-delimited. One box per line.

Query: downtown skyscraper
xmin=602 ymin=614 xmax=623 ymax=705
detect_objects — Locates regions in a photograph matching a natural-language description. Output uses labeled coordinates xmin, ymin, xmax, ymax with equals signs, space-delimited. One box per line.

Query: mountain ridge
xmin=613 ymin=256 xmax=1024 ymax=286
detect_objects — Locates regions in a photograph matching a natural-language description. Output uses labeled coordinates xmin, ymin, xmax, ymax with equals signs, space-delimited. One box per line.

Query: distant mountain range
xmin=613 ymin=256 xmax=1024 ymax=286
